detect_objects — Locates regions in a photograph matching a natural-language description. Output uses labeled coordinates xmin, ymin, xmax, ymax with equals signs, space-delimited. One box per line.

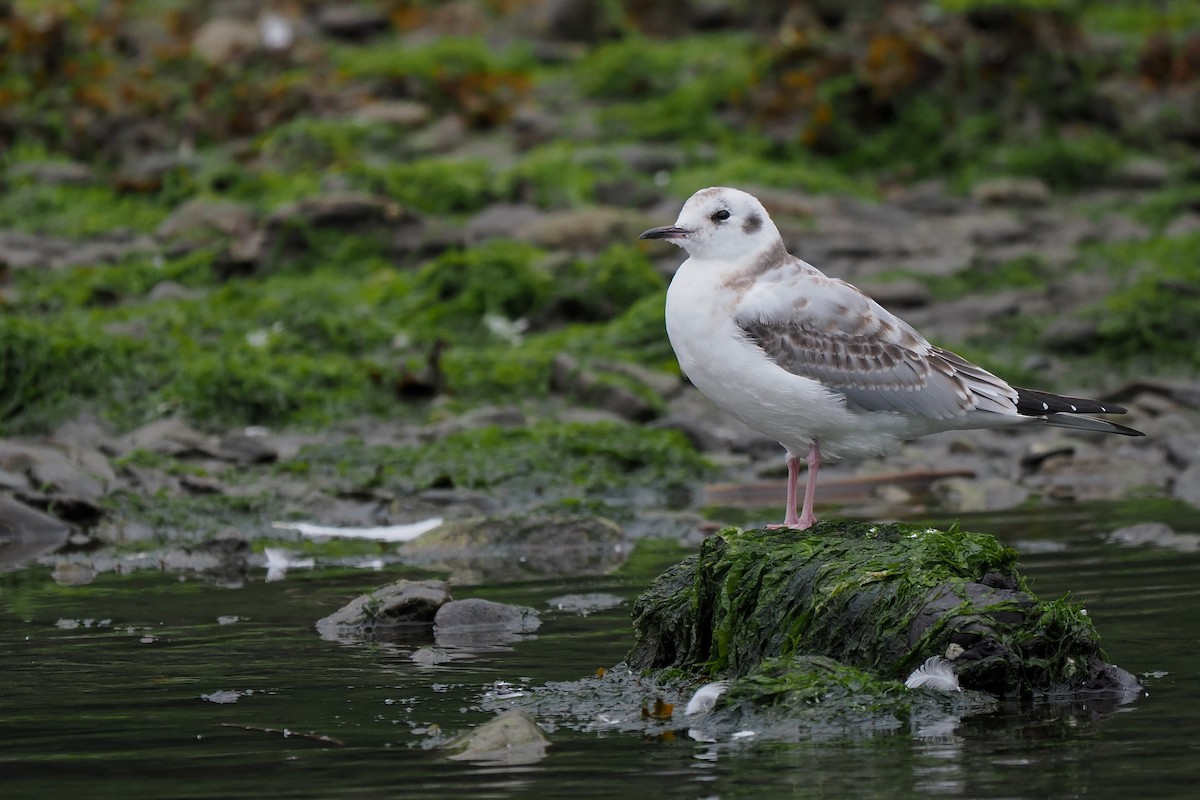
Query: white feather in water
xmin=685 ymin=680 xmax=730 ymax=715
xmin=271 ymin=517 xmax=443 ymax=542
xmin=905 ymin=656 xmax=961 ymax=692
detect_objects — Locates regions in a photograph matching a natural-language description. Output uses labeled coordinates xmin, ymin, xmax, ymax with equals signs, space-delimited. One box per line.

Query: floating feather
xmin=905 ymin=656 xmax=961 ymax=692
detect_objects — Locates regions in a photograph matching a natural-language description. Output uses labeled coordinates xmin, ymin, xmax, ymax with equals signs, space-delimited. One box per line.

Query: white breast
xmin=664 ymin=258 xmax=911 ymax=460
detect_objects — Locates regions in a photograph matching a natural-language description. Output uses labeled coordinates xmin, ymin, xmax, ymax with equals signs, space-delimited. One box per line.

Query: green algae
xmin=0 ymin=230 xmax=671 ymax=434
xmin=630 ymin=522 xmax=1111 ymax=697
xmin=286 ymin=420 xmax=711 ymax=502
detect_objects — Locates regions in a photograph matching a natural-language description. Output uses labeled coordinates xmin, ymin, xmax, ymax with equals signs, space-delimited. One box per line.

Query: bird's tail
xmin=1015 ymin=387 xmax=1145 ymax=437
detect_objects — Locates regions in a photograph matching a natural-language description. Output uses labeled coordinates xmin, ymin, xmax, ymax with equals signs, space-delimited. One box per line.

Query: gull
xmin=640 ymin=187 xmax=1144 ymax=530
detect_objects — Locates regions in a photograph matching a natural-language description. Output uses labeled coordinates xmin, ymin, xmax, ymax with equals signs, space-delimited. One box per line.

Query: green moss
xmin=402 ymin=240 xmax=552 ymax=340
xmin=101 ymin=490 xmax=278 ymax=541
xmin=0 ymin=180 xmax=171 ymax=237
xmin=331 ymin=36 xmax=535 ymax=123
xmin=0 ymin=313 xmax=160 ymax=433
xmin=1133 ymin=182 xmax=1200 ymax=230
xmin=353 ymin=157 xmax=496 ymax=215
xmin=1082 ymin=0 xmax=1200 ymax=35
xmin=1088 ymin=233 xmax=1200 ymax=368
xmin=582 ymin=34 xmax=756 ymax=141
xmin=936 ymin=0 xmax=1081 ymax=12
xmin=730 ymin=654 xmax=910 ymax=714
xmin=287 ymin=421 xmax=711 ymax=502
xmin=993 ymin=131 xmax=1128 ymax=190
xmin=499 ymin=142 xmax=605 ymax=209
xmin=257 ymin=118 xmax=408 ymax=167
xmin=631 ymin=522 xmax=1104 ymax=695
xmin=669 ymin=151 xmax=873 ymax=199
xmin=912 ymin=255 xmax=1054 ymax=301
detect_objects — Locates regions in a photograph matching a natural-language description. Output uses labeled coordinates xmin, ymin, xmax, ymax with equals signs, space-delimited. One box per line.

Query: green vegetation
xmin=631 ymin=522 xmax=1104 ymax=694
xmin=1089 ymin=233 xmax=1200 ymax=370
xmin=0 ymin=0 xmax=1195 ymax=438
xmin=285 ymin=420 xmax=711 ymax=501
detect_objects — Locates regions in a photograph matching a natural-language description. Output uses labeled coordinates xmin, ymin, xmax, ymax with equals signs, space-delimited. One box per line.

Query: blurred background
xmin=1 ymin=0 xmax=1199 ymax=552
xmin=3 ymin=0 xmax=1199 ymax=432
xmin=5 ymin=5 xmax=1200 ymax=797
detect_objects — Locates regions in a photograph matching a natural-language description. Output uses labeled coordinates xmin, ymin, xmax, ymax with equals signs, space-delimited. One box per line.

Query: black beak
xmin=639 ymin=225 xmax=689 ymax=240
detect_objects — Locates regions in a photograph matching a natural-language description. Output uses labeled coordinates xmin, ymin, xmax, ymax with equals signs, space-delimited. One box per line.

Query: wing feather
xmin=735 ymin=271 xmax=1018 ymax=420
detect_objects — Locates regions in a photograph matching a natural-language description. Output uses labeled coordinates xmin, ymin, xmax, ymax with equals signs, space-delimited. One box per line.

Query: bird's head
xmin=639 ymin=187 xmax=780 ymax=261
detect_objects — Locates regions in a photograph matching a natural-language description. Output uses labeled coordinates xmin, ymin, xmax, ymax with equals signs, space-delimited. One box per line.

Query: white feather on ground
xmin=905 ymin=656 xmax=962 ymax=692
xmin=685 ymin=680 xmax=730 ymax=715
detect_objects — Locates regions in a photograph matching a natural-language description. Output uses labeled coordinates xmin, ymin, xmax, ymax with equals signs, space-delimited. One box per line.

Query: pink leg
xmin=797 ymin=441 xmax=821 ymax=530
xmin=764 ymin=454 xmax=801 ymax=529
xmin=765 ymin=442 xmax=819 ymax=530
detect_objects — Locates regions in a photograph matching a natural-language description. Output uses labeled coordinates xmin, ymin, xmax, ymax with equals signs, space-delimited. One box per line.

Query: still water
xmin=3 ymin=504 xmax=1199 ymax=799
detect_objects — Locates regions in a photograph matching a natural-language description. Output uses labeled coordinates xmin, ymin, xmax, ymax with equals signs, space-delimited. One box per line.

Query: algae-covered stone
xmin=629 ymin=522 xmax=1139 ymax=696
xmin=315 ymin=578 xmax=450 ymax=638
xmin=399 ymin=514 xmax=627 ymax=581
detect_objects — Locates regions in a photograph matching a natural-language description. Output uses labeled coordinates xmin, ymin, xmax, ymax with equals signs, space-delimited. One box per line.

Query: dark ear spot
xmin=742 ymin=212 xmax=762 ymax=235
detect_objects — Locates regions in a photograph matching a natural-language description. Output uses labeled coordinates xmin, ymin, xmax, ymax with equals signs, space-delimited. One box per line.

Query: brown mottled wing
xmin=734 ymin=271 xmax=1018 ymax=420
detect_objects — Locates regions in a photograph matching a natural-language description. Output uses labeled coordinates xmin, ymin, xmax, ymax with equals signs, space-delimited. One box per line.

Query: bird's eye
xmin=712 ymin=209 xmax=731 ymax=222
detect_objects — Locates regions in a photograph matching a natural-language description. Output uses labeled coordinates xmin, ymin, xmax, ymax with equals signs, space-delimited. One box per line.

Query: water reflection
xmin=1 ymin=503 xmax=1198 ymax=799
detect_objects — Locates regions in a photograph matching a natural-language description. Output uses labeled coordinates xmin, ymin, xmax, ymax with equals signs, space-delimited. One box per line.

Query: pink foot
xmin=766 ymin=443 xmax=820 ymax=530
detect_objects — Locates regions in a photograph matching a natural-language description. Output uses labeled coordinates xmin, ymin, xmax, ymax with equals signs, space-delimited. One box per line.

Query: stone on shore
xmin=629 ymin=523 xmax=1140 ymax=699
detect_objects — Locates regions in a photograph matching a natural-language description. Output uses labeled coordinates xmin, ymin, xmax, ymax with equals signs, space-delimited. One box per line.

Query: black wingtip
xmin=1014 ymin=387 xmax=1130 ymax=418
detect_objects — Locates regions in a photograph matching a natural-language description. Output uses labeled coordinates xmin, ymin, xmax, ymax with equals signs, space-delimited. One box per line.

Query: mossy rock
xmin=629 ymin=522 xmax=1140 ymax=697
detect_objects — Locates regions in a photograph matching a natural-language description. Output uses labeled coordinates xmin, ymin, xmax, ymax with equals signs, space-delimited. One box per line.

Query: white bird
xmin=641 ymin=187 xmax=1143 ymax=530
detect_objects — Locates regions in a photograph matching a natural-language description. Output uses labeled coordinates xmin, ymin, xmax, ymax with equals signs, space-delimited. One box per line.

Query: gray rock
xmin=888 ymin=180 xmax=962 ymax=216
xmin=444 ymin=709 xmax=550 ymax=765
xmin=51 ymin=413 xmax=117 ymax=453
xmin=400 ymin=514 xmax=628 ymax=581
xmin=147 ymin=281 xmax=206 ymax=302
xmin=434 ymin=597 xmax=541 ymax=633
xmin=114 ymin=152 xmax=199 ymax=193
xmin=0 ymin=230 xmax=155 ymax=271
xmin=157 ymin=198 xmax=257 ymax=243
xmin=192 ymin=17 xmax=261 ymax=66
xmin=422 ymin=405 xmax=528 ymax=440
xmin=514 ymin=206 xmax=647 ymax=251
xmin=853 ymin=278 xmax=932 ymax=309
xmin=464 ymin=204 xmax=545 ymax=245
xmin=1029 ymin=450 xmax=1172 ymax=502
xmin=213 ymin=433 xmax=278 ymax=465
xmin=1173 ymin=464 xmax=1200 ymax=508
xmin=0 ymin=494 xmax=71 ymax=571
xmin=1163 ymin=430 xmax=1200 ymax=469
xmin=970 ymin=177 xmax=1051 ymax=207
xmin=550 ymin=353 xmax=658 ymax=422
xmin=1164 ymin=212 xmax=1200 ymax=239
xmin=117 ymin=418 xmax=208 ymax=457
xmin=409 ymin=114 xmax=468 ymax=155
xmin=530 ymin=0 xmax=621 ymax=42
xmin=591 ymin=359 xmax=683 ymax=400
xmin=267 ymin=192 xmax=407 ymax=231
xmin=1091 ymin=213 xmax=1151 ymax=244
xmin=545 ymin=593 xmax=623 ymax=615
xmin=52 ymin=560 xmax=96 ymax=586
xmin=315 ymin=578 xmax=451 ymax=637
xmin=1108 ymin=522 xmax=1200 ymax=552
xmin=316 ymin=4 xmax=391 ymax=39
xmin=0 ymin=441 xmax=116 ymax=519
xmin=951 ymin=210 xmax=1027 ymax=247
xmin=353 ymin=100 xmax=432 ymax=128
xmin=931 ymin=476 xmax=1031 ymax=513
xmin=7 ymin=161 xmax=97 ymax=187
xmin=1107 ymin=157 xmax=1170 ymax=189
